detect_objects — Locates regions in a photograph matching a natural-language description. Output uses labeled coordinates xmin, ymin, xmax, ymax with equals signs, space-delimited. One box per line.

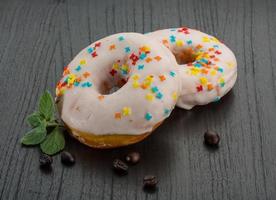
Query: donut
xmin=147 ymin=27 xmax=237 ymax=109
xmin=55 ymin=33 xmax=180 ymax=148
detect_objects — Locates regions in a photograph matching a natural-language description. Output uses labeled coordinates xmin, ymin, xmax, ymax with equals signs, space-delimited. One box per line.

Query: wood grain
xmin=0 ymin=0 xmax=276 ymax=199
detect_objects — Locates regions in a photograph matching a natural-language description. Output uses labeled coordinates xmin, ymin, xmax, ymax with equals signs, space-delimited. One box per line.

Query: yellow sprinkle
xmin=219 ymin=77 xmax=225 ymax=83
xmin=176 ymin=40 xmax=183 ymax=47
xmin=210 ymin=69 xmax=217 ymax=76
xmin=202 ymin=36 xmax=211 ymax=43
xmin=121 ymin=64 xmax=129 ymax=71
xmin=141 ymin=45 xmax=151 ymax=52
xmin=132 ymin=81 xmax=140 ymax=88
xmin=143 ymin=80 xmax=152 ymax=86
xmin=80 ymin=59 xmax=86 ymax=65
xmin=68 ymin=74 xmax=76 ymax=84
xmin=132 ymin=74 xmax=140 ymax=80
xmin=199 ymin=77 xmax=208 ymax=85
xmin=122 ymin=107 xmax=132 ymax=116
xmin=146 ymin=93 xmax=154 ymax=101
xmin=172 ymin=92 xmax=178 ymax=100
xmin=112 ymin=63 xmax=119 ymax=70
xmin=190 ymin=68 xmax=200 ymax=75
xmin=226 ymin=61 xmax=234 ymax=68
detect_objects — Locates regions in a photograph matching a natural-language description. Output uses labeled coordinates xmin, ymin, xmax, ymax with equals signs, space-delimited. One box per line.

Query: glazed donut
xmin=147 ymin=27 xmax=237 ymax=109
xmin=56 ymin=33 xmax=180 ymax=148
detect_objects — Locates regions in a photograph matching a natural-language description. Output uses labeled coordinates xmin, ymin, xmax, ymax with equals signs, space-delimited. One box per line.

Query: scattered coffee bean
xmin=61 ymin=151 xmax=75 ymax=166
xmin=143 ymin=175 xmax=158 ymax=189
xmin=39 ymin=154 xmax=53 ymax=167
xmin=204 ymin=130 xmax=220 ymax=146
xmin=125 ymin=152 xmax=140 ymax=165
xmin=113 ymin=159 xmax=128 ymax=175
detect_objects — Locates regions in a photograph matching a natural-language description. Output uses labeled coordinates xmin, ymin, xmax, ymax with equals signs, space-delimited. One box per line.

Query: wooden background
xmin=0 ymin=0 xmax=276 ymax=199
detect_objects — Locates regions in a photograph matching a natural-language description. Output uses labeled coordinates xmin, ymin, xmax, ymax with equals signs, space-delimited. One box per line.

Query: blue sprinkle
xmin=187 ymin=40 xmax=192 ymax=45
xmin=213 ymin=45 xmax=219 ymax=49
xmin=75 ymin=65 xmax=81 ymax=72
xmin=145 ymin=112 xmax=152 ymax=121
xmin=118 ymin=36 xmax=125 ymax=41
xmin=194 ymin=63 xmax=201 ymax=68
xmin=125 ymin=47 xmax=131 ymax=53
xmin=138 ymin=65 xmax=144 ymax=70
xmin=218 ymin=68 xmax=223 ymax=73
xmin=220 ymin=82 xmax=225 ymax=87
xmin=139 ymin=53 xmax=147 ymax=60
xmin=121 ymin=70 xmax=128 ymax=75
xmin=156 ymin=92 xmax=163 ymax=99
xmin=151 ymin=86 xmax=159 ymax=93
xmin=200 ymin=58 xmax=208 ymax=64
xmin=164 ymin=108 xmax=170 ymax=116
xmin=87 ymin=47 xmax=93 ymax=54
xmin=81 ymin=82 xmax=93 ymax=87
xmin=170 ymin=71 xmax=176 ymax=77
xmin=170 ymin=35 xmax=176 ymax=43
xmin=74 ymin=82 xmax=80 ymax=86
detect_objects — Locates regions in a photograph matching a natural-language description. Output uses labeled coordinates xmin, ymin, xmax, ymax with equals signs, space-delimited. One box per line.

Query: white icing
xmin=56 ymin=33 xmax=181 ymax=136
xmin=147 ymin=28 xmax=237 ymax=109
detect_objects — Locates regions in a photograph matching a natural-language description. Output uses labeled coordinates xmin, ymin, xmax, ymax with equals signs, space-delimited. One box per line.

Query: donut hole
xmin=96 ymin=60 xmax=130 ymax=95
xmin=98 ymin=78 xmax=126 ymax=95
xmin=173 ymin=48 xmax=197 ymax=65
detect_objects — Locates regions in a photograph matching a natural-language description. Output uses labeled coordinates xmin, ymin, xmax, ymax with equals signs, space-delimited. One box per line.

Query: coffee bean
xmin=125 ymin=152 xmax=140 ymax=165
xmin=61 ymin=151 xmax=75 ymax=166
xmin=39 ymin=154 xmax=53 ymax=167
xmin=113 ymin=159 xmax=128 ymax=175
xmin=143 ymin=175 xmax=158 ymax=189
xmin=204 ymin=130 xmax=220 ymax=146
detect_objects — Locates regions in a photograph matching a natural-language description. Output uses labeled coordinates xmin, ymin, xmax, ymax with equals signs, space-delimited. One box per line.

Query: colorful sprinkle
xmin=122 ymin=107 xmax=132 ymax=116
xmin=156 ymin=92 xmax=163 ymax=99
xmin=159 ymin=75 xmax=166 ymax=81
xmin=164 ymin=108 xmax=170 ymax=116
xmin=172 ymin=91 xmax=178 ymax=100
xmin=145 ymin=112 xmax=152 ymax=121
xmin=118 ymin=36 xmax=125 ymax=41
xmin=115 ymin=112 xmax=121 ymax=119
xmin=176 ymin=40 xmax=183 ymax=47
xmin=87 ymin=47 xmax=93 ymax=54
xmin=125 ymin=47 xmax=131 ymax=53
xmin=154 ymin=56 xmax=162 ymax=61
xmin=146 ymin=93 xmax=155 ymax=101
xmin=138 ymin=65 xmax=144 ymax=70
xmin=75 ymin=65 xmax=81 ymax=72
xmin=80 ymin=60 xmax=86 ymax=65
xmin=170 ymin=71 xmax=176 ymax=77
xmin=83 ymin=72 xmax=91 ymax=78
xmin=132 ymin=81 xmax=140 ymax=88
xmin=109 ymin=44 xmax=116 ymax=50
xmin=151 ymin=86 xmax=159 ymax=93
xmin=169 ymin=35 xmax=176 ymax=43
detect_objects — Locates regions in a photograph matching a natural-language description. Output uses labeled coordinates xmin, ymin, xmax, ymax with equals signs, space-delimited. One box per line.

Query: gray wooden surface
xmin=0 ymin=0 xmax=276 ymax=199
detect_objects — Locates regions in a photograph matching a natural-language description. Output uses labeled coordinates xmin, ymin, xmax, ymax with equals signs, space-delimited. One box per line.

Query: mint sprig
xmin=21 ymin=91 xmax=65 ymax=155
xmin=40 ymin=126 xmax=65 ymax=155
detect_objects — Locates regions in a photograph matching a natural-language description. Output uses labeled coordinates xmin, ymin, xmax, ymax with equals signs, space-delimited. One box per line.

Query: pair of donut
xmin=56 ymin=27 xmax=237 ymax=148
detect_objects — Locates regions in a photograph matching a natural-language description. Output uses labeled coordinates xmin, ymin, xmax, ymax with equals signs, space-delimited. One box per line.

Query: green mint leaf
xmin=21 ymin=122 xmax=47 ymax=145
xmin=39 ymin=91 xmax=55 ymax=121
xmin=26 ymin=112 xmax=43 ymax=127
xmin=40 ymin=127 xmax=65 ymax=155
